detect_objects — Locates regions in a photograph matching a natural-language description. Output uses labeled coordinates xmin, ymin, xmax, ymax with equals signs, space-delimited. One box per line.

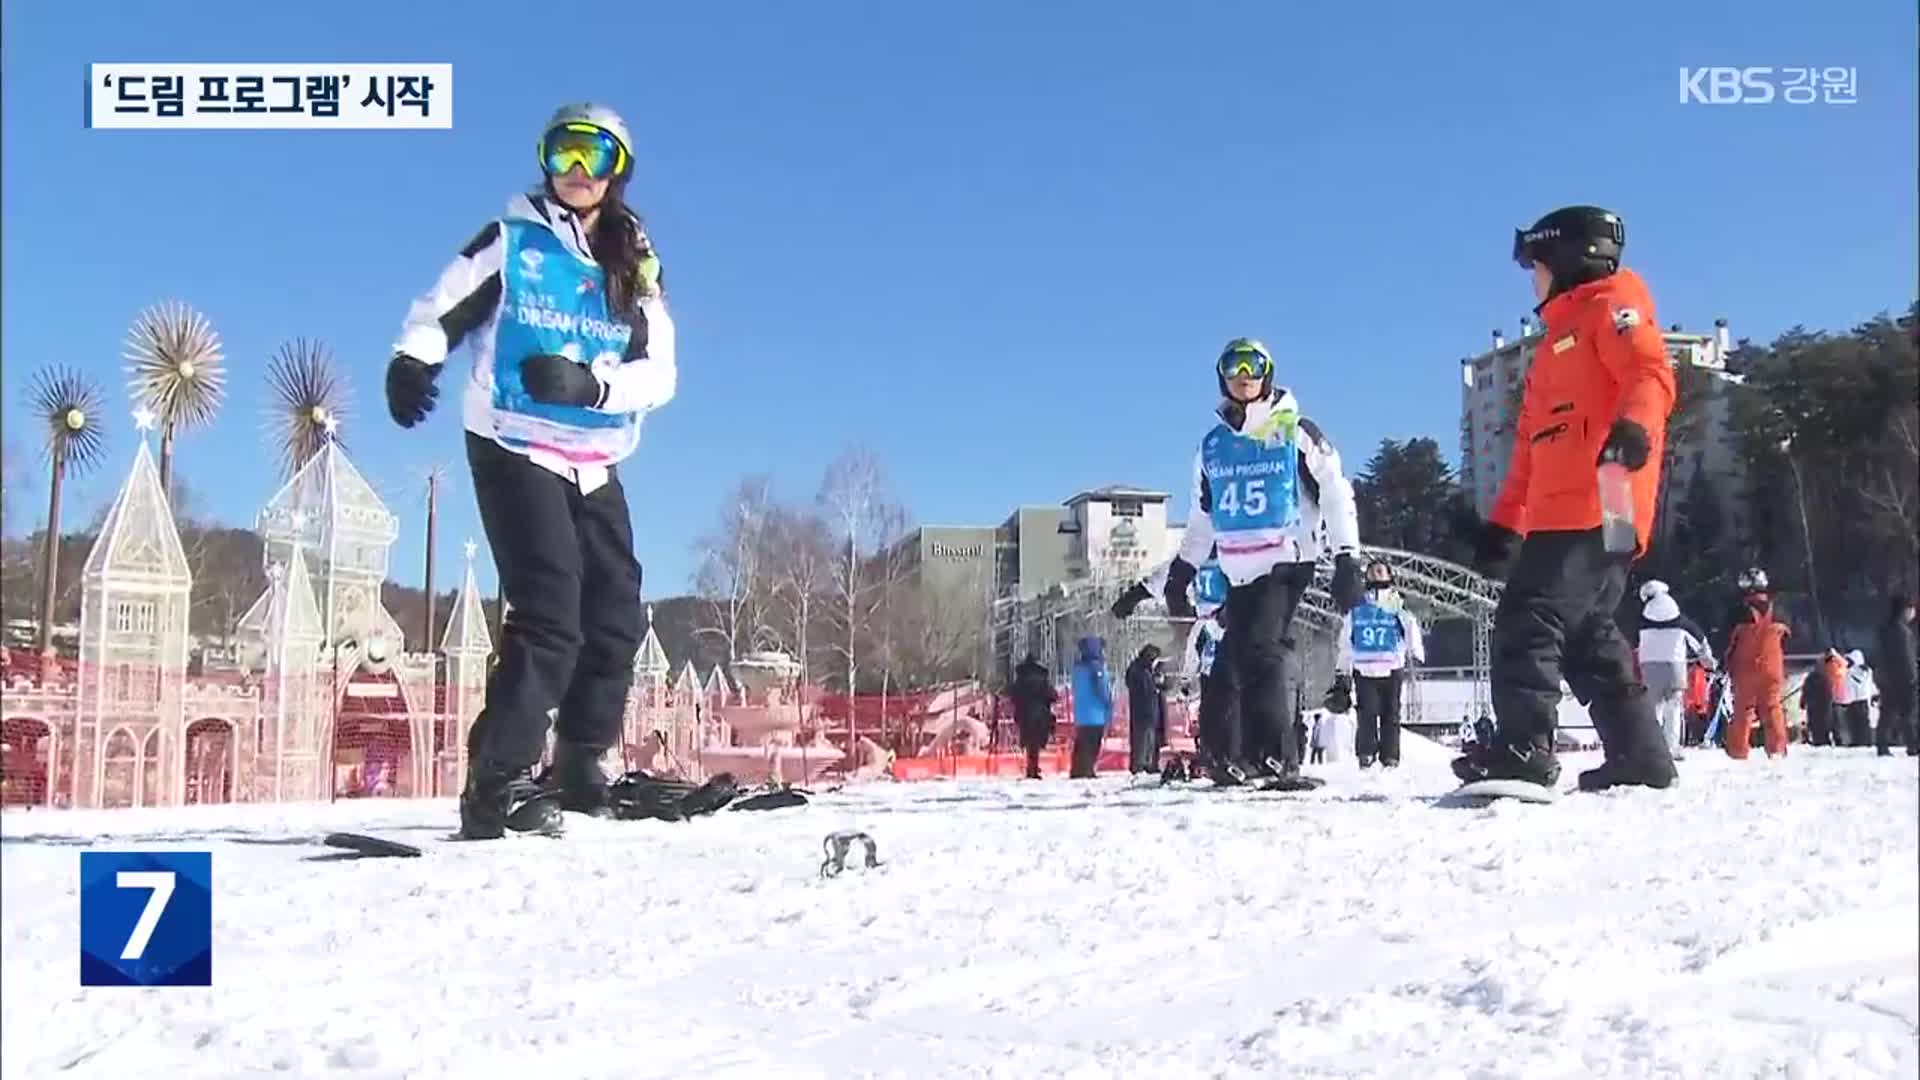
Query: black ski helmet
xmin=1364 ymin=559 xmax=1393 ymax=588
xmin=1512 ymin=206 xmax=1625 ymax=295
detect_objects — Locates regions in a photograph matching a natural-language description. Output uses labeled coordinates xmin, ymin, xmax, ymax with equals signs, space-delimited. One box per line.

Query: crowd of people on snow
xmin=999 ymin=565 xmax=1917 ymax=781
xmin=384 ymin=112 xmax=1911 ymax=844
xmin=996 ymin=203 xmax=1917 ymax=794
xmin=1637 ymin=573 xmax=1919 ymax=760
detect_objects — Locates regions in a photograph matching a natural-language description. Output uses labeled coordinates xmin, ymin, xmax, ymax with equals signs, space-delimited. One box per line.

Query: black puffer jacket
xmin=1008 ymin=657 xmax=1058 ymax=745
xmin=1877 ymin=595 xmax=1917 ymax=697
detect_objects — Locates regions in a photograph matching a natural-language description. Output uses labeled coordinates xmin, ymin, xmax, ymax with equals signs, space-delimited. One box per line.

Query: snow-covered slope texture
xmin=5 ymin=744 xmax=1915 ymax=1079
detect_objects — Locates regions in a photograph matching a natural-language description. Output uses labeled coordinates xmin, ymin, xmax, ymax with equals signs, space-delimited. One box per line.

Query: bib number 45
xmin=1215 ymin=478 xmax=1268 ymax=518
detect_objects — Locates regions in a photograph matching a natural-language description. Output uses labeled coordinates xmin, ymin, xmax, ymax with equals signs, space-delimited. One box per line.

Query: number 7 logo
xmin=116 ymin=871 xmax=176 ymax=960
xmin=80 ymin=852 xmax=212 ymax=986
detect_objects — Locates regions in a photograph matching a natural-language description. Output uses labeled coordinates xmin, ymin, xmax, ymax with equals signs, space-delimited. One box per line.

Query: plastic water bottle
xmin=1598 ymin=461 xmax=1636 ymax=553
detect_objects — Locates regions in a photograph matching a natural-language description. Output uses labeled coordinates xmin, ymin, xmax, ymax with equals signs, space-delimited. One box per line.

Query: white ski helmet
xmin=1638 ymin=579 xmax=1669 ymax=603
xmin=540 ymin=103 xmax=634 ymax=178
xmin=1737 ymin=567 xmax=1769 ymax=593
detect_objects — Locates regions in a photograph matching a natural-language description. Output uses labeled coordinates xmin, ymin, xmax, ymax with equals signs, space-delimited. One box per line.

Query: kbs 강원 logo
xmin=1679 ymin=67 xmax=1858 ymax=105
xmin=79 ymin=852 xmax=212 ymax=986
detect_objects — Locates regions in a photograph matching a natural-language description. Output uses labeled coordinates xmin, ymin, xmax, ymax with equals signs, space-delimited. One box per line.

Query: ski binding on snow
xmin=820 ymin=830 xmax=880 ymax=879
xmin=1442 ymin=779 xmax=1560 ymax=805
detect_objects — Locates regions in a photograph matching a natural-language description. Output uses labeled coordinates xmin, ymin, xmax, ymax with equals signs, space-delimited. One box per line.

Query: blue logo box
xmin=79 ymin=852 xmax=212 ymax=986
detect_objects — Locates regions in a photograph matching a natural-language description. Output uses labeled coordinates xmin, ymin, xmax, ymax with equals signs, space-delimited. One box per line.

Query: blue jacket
xmin=1070 ymin=637 xmax=1114 ymax=729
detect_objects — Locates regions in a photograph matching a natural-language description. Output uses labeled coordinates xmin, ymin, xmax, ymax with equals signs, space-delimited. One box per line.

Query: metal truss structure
xmin=991 ymin=546 xmax=1502 ymax=719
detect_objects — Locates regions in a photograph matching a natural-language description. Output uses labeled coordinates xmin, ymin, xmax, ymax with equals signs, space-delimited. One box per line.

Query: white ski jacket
xmin=1175 ymin=389 xmax=1360 ymax=585
xmin=1336 ymin=589 xmax=1425 ymax=678
xmin=394 ymin=193 xmax=677 ymax=494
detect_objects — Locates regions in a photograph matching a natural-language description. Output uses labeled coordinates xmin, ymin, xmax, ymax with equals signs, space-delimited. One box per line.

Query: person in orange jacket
xmin=1724 ymin=566 xmax=1791 ymax=759
xmin=1453 ymin=205 xmax=1679 ymax=794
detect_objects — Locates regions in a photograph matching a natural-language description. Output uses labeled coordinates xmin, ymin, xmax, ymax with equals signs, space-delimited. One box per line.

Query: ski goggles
xmin=1216 ymin=341 xmax=1273 ymax=380
xmin=539 ymin=122 xmax=628 ymax=179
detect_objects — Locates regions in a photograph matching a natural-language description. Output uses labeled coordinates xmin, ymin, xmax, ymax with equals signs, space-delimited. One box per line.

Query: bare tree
xmin=865 ymin=500 xmax=917 ymax=740
xmin=691 ymin=476 xmax=777 ymax=662
xmin=765 ymin=504 xmax=833 ymax=684
xmin=819 ymin=449 xmax=885 ymax=697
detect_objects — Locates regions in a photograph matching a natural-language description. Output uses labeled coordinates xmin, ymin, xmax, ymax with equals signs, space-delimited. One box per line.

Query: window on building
xmin=113 ymin=601 xmax=157 ymax=635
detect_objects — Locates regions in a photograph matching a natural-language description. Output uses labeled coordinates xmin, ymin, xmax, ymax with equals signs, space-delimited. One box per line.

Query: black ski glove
xmin=1162 ymin=558 xmax=1197 ymax=619
xmin=1324 ymin=678 xmax=1353 ymax=714
xmin=1330 ymin=553 xmax=1363 ymax=612
xmin=1597 ymin=418 xmax=1652 ymax=471
xmin=1110 ymin=582 xmax=1152 ymax=620
xmin=1472 ymin=521 xmax=1523 ymax=582
xmin=385 ymin=354 xmax=441 ymax=428
xmin=521 ymin=354 xmax=603 ymax=407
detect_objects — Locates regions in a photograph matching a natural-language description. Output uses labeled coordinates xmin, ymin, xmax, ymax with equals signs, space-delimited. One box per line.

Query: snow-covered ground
xmin=5 ymin=741 xmax=1916 ymax=1080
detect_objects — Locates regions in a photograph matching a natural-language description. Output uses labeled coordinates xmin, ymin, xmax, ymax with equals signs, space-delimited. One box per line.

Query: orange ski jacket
xmin=1727 ymin=605 xmax=1790 ymax=685
xmin=1489 ymin=270 xmax=1676 ymax=553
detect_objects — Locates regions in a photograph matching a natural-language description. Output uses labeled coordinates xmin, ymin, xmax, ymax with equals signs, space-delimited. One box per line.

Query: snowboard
xmin=1439 ymin=778 xmax=1560 ymax=806
xmin=321 ymin=831 xmax=430 ymax=858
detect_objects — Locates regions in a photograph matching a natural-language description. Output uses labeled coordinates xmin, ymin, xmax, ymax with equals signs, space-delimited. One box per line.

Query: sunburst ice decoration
xmin=24 ymin=365 xmax=109 ymax=653
xmin=264 ymin=338 xmax=349 ymax=480
xmin=124 ymin=301 xmax=226 ymax=501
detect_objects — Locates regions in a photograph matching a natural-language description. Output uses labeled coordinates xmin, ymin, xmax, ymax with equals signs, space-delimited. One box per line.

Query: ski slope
xmin=4 ymin=744 xmax=1915 ymax=1079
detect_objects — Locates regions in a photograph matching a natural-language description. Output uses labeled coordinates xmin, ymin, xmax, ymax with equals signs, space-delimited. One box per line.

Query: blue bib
xmin=1201 ymin=424 xmax=1299 ymax=535
xmin=492 ymin=221 xmax=632 ymax=430
xmin=1193 ymin=563 xmax=1230 ymax=609
xmin=1350 ymin=603 xmax=1404 ymax=664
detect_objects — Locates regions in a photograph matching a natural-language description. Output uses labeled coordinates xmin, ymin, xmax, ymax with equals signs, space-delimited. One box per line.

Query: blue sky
xmin=3 ymin=0 xmax=1914 ymax=599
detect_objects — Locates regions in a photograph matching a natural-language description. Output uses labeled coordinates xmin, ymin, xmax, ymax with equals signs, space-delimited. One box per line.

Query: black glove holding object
xmin=1472 ymin=520 xmax=1522 ymax=582
xmin=1324 ymin=677 xmax=1353 ymax=715
xmin=385 ymin=354 xmax=441 ymax=428
xmin=1162 ymin=558 xmax=1197 ymax=619
xmin=1110 ymin=582 xmax=1152 ymax=620
xmin=1330 ymin=552 xmax=1363 ymax=612
xmin=521 ymin=354 xmax=603 ymax=407
xmin=1597 ymin=418 xmax=1652 ymax=471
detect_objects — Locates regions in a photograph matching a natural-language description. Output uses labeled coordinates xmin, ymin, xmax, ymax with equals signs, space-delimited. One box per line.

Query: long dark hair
xmin=588 ymin=181 xmax=654 ymax=323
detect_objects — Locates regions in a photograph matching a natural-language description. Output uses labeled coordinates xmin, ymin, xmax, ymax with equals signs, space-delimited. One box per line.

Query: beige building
xmin=1457 ymin=316 xmax=1746 ymax=538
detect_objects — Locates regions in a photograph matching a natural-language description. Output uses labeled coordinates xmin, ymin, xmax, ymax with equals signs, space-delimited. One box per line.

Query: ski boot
xmin=459 ymin=758 xmax=564 ymax=840
xmin=1576 ymin=755 xmax=1677 ymax=792
xmin=1357 ymin=754 xmax=1375 ymax=770
xmin=544 ymin=739 xmax=615 ymax=818
xmin=1451 ymin=736 xmax=1560 ymax=791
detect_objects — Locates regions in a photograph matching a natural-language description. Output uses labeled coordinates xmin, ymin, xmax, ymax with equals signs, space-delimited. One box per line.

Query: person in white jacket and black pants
xmin=1635 ymin=580 xmax=1713 ymax=756
xmin=1130 ymin=338 xmax=1364 ymax=790
xmin=384 ymin=104 xmax=677 ymax=840
xmin=1334 ymin=560 xmax=1425 ymax=768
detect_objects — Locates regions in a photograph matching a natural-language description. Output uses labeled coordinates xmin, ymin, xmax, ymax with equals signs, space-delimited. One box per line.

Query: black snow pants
xmin=1355 ymin=672 xmax=1404 ymax=765
xmin=1196 ymin=663 xmax=1240 ymax=767
xmin=1875 ymin=687 xmax=1916 ymax=754
xmin=1069 ymin=727 xmax=1103 ymax=779
xmin=466 ymin=433 xmax=644 ymax=771
xmin=1226 ymin=562 xmax=1314 ymax=772
xmin=1843 ymin=701 xmax=1873 ymax=748
xmin=1491 ymin=529 xmax=1673 ymax=778
xmin=1129 ymin=704 xmax=1161 ymax=773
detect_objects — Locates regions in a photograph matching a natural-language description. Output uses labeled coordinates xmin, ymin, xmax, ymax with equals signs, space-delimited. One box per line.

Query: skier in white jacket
xmin=1141 ymin=338 xmax=1363 ymax=789
xmin=1334 ymin=560 xmax=1425 ymax=767
xmin=1635 ymin=580 xmax=1713 ymax=754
